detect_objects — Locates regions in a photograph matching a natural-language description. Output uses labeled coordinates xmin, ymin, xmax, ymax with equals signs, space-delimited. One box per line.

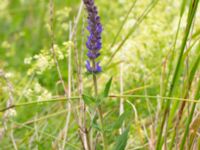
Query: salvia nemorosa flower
xmin=83 ymin=0 xmax=103 ymax=73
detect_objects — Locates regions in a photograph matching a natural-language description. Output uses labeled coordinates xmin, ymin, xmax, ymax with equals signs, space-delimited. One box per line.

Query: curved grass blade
xmin=113 ymin=128 xmax=129 ymax=150
xmin=106 ymin=0 xmax=159 ymax=66
xmin=109 ymin=0 xmax=137 ymax=49
xmin=103 ymin=77 xmax=113 ymax=98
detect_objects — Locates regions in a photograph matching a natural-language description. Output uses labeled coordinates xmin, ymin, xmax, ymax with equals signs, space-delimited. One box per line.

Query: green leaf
xmin=113 ymin=112 xmax=127 ymax=130
xmin=91 ymin=114 xmax=101 ymax=131
xmin=180 ymin=0 xmax=188 ymax=16
xmin=95 ymin=96 xmax=102 ymax=106
xmin=82 ymin=94 xmax=95 ymax=106
xmin=106 ymin=112 xmax=127 ymax=131
xmin=113 ymin=128 xmax=129 ymax=150
xmin=103 ymin=77 xmax=113 ymax=97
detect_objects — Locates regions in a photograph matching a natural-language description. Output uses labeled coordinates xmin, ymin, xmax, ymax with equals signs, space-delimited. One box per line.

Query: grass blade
xmin=106 ymin=0 xmax=159 ymax=66
xmin=113 ymin=128 xmax=129 ymax=150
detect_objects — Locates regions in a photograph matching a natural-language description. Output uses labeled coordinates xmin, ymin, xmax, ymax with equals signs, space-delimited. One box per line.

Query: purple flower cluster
xmin=83 ymin=0 xmax=103 ymax=73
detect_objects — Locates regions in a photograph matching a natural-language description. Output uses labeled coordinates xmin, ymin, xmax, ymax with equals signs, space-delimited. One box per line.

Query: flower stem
xmin=92 ymin=60 xmax=107 ymax=150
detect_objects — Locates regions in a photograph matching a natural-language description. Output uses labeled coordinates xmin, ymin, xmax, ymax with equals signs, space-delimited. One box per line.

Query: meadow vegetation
xmin=0 ymin=0 xmax=200 ymax=149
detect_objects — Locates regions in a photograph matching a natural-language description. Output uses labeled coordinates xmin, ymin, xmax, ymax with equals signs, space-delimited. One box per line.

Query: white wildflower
xmin=24 ymin=57 xmax=32 ymax=64
xmin=4 ymin=109 xmax=17 ymax=118
xmin=34 ymin=83 xmax=42 ymax=93
xmin=1 ymin=41 xmax=11 ymax=49
xmin=5 ymin=72 xmax=13 ymax=78
xmin=36 ymin=55 xmax=49 ymax=74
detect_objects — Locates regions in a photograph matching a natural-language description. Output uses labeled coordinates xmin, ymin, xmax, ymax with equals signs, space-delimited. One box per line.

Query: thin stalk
xmin=106 ymin=0 xmax=159 ymax=66
xmin=0 ymin=70 xmax=17 ymax=150
xmin=81 ymin=15 xmax=90 ymax=150
xmin=119 ymin=52 xmax=125 ymax=134
xmin=180 ymin=76 xmax=200 ymax=149
xmin=92 ymin=60 xmax=107 ymax=150
xmin=163 ymin=5 xmax=183 ymax=96
xmin=92 ymin=60 xmax=98 ymax=96
xmin=189 ymin=113 xmax=200 ymax=149
xmin=109 ymin=95 xmax=200 ymax=103
xmin=156 ymin=61 xmax=166 ymax=149
xmin=0 ymin=97 xmax=80 ymax=112
xmin=2 ymin=94 xmax=200 ymax=112
xmin=49 ymin=1 xmax=86 ymax=149
xmin=15 ymin=110 xmax=70 ymax=128
xmin=74 ymin=26 xmax=91 ymax=150
xmin=61 ymin=21 xmax=72 ymax=150
xmin=109 ymin=0 xmax=137 ymax=49
xmin=70 ymin=1 xmax=90 ymax=149
xmin=160 ymin=58 xmax=168 ymax=150
xmin=49 ymin=0 xmax=68 ymax=96
xmin=10 ymin=128 xmax=18 ymax=150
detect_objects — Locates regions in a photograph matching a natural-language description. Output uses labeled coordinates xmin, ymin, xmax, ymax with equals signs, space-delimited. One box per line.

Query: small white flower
xmin=5 ymin=72 xmax=13 ymax=78
xmin=63 ymin=41 xmax=74 ymax=48
xmin=118 ymin=0 xmax=126 ymax=4
xmin=0 ymin=0 xmax=9 ymax=11
xmin=24 ymin=57 xmax=32 ymax=64
xmin=34 ymin=83 xmax=42 ymax=93
xmin=57 ymin=50 xmax=64 ymax=60
xmin=5 ymin=109 xmax=17 ymax=118
xmin=24 ymin=88 xmax=33 ymax=97
xmin=1 ymin=41 xmax=10 ymax=49
xmin=36 ymin=55 xmax=49 ymax=73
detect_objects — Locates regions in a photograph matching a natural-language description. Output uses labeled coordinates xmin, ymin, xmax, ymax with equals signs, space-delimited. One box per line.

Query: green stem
xmin=0 ymin=97 xmax=80 ymax=112
xmin=92 ymin=60 xmax=107 ymax=150
xmin=1 ymin=94 xmax=199 ymax=112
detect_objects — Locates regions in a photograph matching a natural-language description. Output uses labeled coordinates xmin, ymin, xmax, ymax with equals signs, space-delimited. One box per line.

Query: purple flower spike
xmin=86 ymin=60 xmax=102 ymax=73
xmin=87 ymin=50 xmax=100 ymax=59
xmin=83 ymin=0 xmax=103 ymax=73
